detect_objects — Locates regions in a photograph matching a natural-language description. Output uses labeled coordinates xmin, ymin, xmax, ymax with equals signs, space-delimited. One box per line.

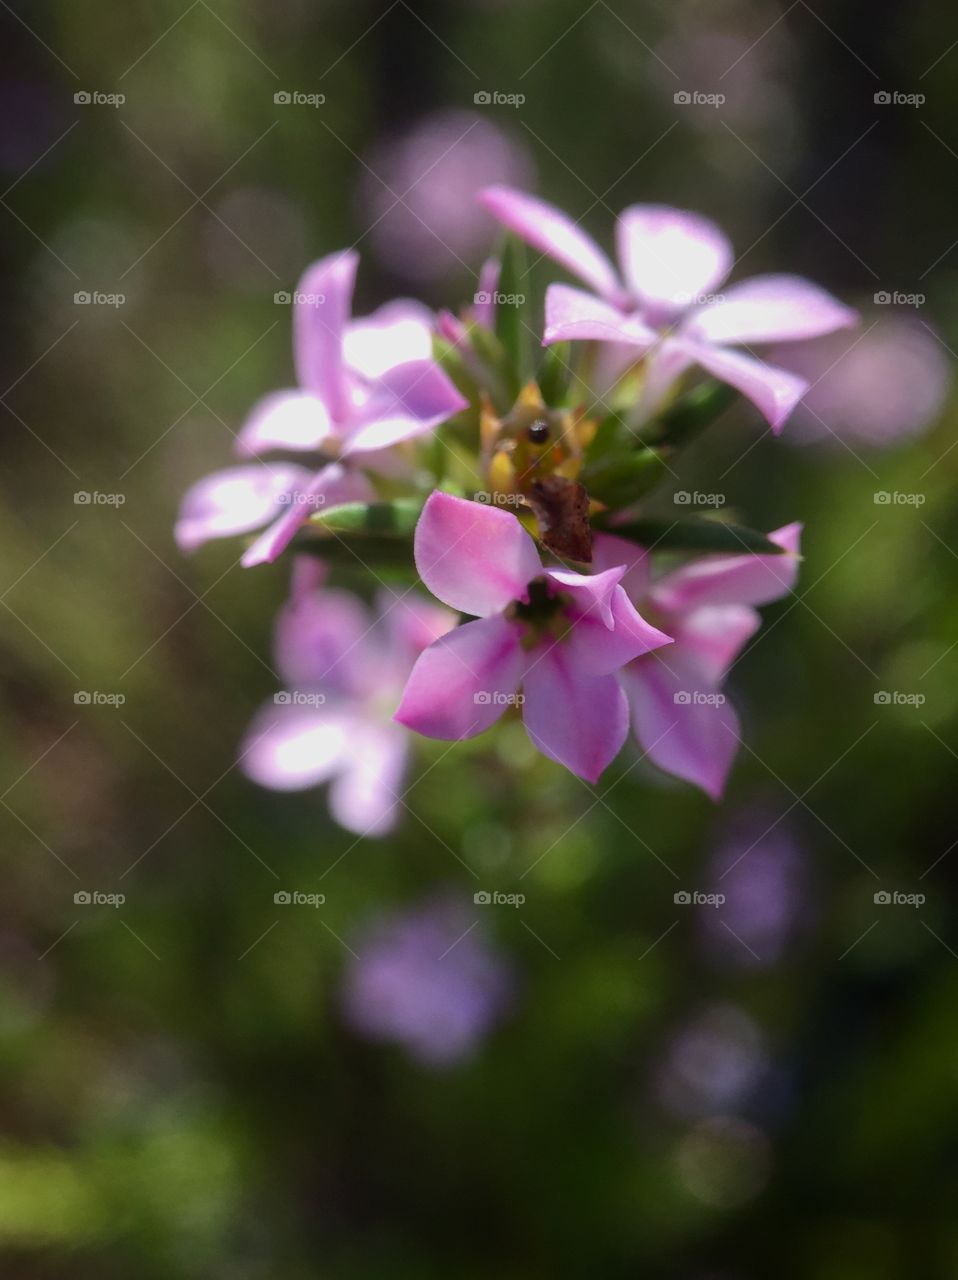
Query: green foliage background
xmin=0 ymin=0 xmax=956 ymax=1275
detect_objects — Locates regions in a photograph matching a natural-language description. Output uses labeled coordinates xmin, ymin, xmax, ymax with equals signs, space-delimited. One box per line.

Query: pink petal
xmin=543 ymin=284 xmax=658 ymax=348
xmin=378 ymin=590 xmax=457 ymax=662
xmin=560 ymin=585 xmax=673 ymax=676
xmin=545 ymin=564 xmax=625 ymax=627
xmin=591 ymin=532 xmax=652 ymax=603
xmin=522 ymin=647 xmax=629 ymax=783
xmin=240 ymin=464 xmax=375 ymax=568
xmin=175 ymin=463 xmax=312 ymax=552
xmin=343 ymin=299 xmax=435 ymax=379
xmin=344 ymin=360 xmax=468 ymax=455
xmin=669 ymin=605 xmax=761 ymax=686
xmin=241 ymin=702 xmax=355 ymax=791
xmin=652 ymin=522 xmax=802 ymax=613
xmin=616 ymin=205 xmax=732 ymax=315
xmin=293 ymin=250 xmax=358 ymax=422
xmin=478 ymin=185 xmax=622 ymax=302
xmin=394 ymin=616 xmax=524 ymax=740
xmin=274 ymin=586 xmax=373 ymax=692
xmin=414 ymin=491 xmax=541 ymax=617
xmin=621 ymin=655 xmax=741 ymax=800
xmin=676 ymin=338 xmax=809 ymax=432
xmin=236 ymin=390 xmax=333 ymax=457
xmin=688 ymin=275 xmax=858 ymax=347
xmin=329 ymin=725 xmax=408 ymax=837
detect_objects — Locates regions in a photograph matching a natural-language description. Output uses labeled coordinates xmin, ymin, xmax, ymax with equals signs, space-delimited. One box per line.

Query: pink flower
xmin=478 ymin=186 xmax=857 ymax=431
xmin=241 ymin=560 xmax=455 ymax=836
xmin=394 ymin=492 xmax=672 ymax=783
xmin=592 ymin=524 xmax=802 ymax=799
xmin=175 ymin=250 xmax=467 ymax=566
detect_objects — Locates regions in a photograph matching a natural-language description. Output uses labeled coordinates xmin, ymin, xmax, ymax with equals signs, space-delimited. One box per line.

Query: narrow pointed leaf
xmin=308 ymin=499 xmax=423 ymax=538
xmin=594 ymin=516 xmax=786 ymax=555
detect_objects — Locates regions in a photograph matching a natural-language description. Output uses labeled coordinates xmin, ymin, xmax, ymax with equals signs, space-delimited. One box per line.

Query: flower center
xmin=505 ymin=577 xmax=572 ymax=649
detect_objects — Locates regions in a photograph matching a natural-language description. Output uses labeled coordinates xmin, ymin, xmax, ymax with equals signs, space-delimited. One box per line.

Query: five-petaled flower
xmin=242 ymin=559 xmax=455 ymax=835
xmin=395 ymin=491 xmax=672 ymax=782
xmin=593 ymin=523 xmax=802 ymax=798
xmin=479 ymin=186 xmax=857 ymax=431
xmin=175 ymin=250 xmax=466 ymax=566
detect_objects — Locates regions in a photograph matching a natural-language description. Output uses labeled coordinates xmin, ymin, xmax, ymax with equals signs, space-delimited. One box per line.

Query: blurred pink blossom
xmin=362 ymin=111 xmax=533 ymax=281
xmin=242 ymin=562 xmax=454 ymax=836
xmin=701 ymin=810 xmax=809 ymax=968
xmin=773 ymin=315 xmax=950 ymax=447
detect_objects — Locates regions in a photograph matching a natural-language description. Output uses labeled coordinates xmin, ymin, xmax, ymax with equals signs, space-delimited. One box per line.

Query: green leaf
xmin=468 ymin=322 xmax=517 ymax=412
xmin=583 ymin=413 xmax=639 ymax=465
xmin=654 ymin=380 xmax=738 ymax=447
xmin=537 ymin=341 xmax=572 ymax=407
xmin=307 ymin=499 xmax=423 ymax=538
xmin=593 ymin=516 xmax=786 ymax=555
xmin=580 ymin=448 xmax=672 ymax=509
xmin=494 ymin=235 xmax=532 ymax=386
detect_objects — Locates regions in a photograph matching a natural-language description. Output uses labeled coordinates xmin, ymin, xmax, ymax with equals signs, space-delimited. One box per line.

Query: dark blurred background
xmin=1 ymin=0 xmax=957 ymax=1275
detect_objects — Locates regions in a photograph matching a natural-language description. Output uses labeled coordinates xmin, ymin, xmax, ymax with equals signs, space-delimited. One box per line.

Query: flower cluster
xmin=178 ymin=188 xmax=855 ymax=834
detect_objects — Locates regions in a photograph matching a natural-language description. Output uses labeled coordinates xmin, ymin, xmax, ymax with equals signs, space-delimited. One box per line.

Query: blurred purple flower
xmin=773 ymin=315 xmax=950 ymax=447
xmin=361 ymin=111 xmax=533 ymax=281
xmin=703 ymin=812 xmax=808 ymax=968
xmin=242 ymin=561 xmax=455 ymax=836
xmin=341 ymin=899 xmax=512 ymax=1067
